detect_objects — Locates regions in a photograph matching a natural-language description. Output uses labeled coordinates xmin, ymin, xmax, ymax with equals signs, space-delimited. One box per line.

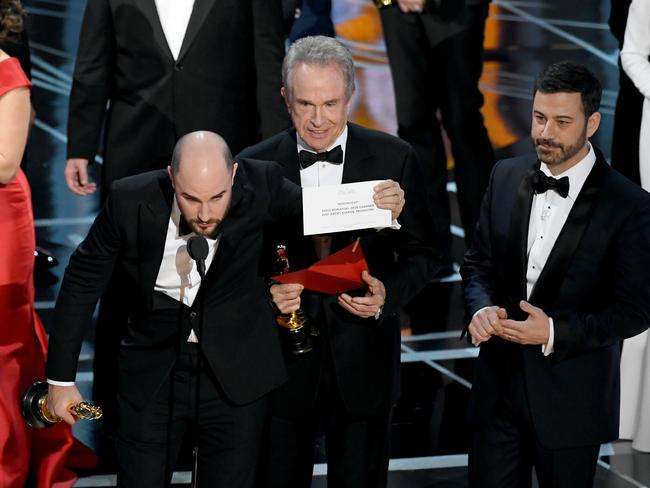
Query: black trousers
xmin=258 ymin=348 xmax=393 ymax=488
xmin=469 ymin=368 xmax=599 ymax=488
xmin=380 ymin=4 xmax=495 ymax=248
xmin=115 ymin=345 xmax=267 ymax=488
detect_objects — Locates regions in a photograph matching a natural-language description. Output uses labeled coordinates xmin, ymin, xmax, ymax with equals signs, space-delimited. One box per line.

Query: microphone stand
xmin=187 ymin=236 xmax=208 ymax=488
xmin=191 ymin=267 xmax=204 ymax=488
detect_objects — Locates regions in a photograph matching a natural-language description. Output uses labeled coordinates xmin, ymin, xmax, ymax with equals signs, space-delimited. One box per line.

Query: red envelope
xmin=272 ymin=241 xmax=368 ymax=294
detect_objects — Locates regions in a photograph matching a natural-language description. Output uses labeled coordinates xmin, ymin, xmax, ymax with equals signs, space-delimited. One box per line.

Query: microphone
xmin=187 ymin=236 xmax=209 ymax=279
xmin=184 ymin=235 xmax=209 ymax=488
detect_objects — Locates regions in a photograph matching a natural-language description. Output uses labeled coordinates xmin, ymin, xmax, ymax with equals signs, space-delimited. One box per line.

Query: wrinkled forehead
xmin=289 ymin=63 xmax=348 ymax=96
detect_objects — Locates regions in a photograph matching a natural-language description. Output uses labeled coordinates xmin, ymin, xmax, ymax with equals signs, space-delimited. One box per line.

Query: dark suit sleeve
xmin=459 ymin=162 xmax=501 ymax=333
xmin=46 ymin=185 xmax=124 ymax=382
xmin=553 ymin=197 xmax=650 ymax=361
xmin=252 ymin=0 xmax=291 ymax=138
xmin=67 ymin=0 xmax=114 ymax=160
xmin=380 ymin=146 xmax=444 ymax=319
xmin=264 ymin=161 xmax=303 ymax=221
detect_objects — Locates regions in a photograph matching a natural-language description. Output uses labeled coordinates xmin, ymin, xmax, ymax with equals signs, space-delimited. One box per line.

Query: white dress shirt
xmin=48 ymin=199 xmax=218 ymax=387
xmin=472 ymin=144 xmax=596 ymax=356
xmin=297 ymin=128 xmax=348 ymax=259
xmin=620 ymin=0 xmax=650 ymax=189
xmin=154 ymin=198 xmax=219 ymax=342
xmin=527 ymin=144 xmax=595 ymax=355
xmin=155 ymin=0 xmax=195 ymax=60
xmin=297 ymin=126 xmax=348 ymax=189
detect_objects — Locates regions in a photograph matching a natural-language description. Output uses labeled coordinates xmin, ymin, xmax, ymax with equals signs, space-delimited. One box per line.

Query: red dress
xmin=0 ymin=57 xmax=95 ymax=488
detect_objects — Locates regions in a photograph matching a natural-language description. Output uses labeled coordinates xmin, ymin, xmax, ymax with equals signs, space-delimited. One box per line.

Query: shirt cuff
xmin=47 ymin=379 xmax=75 ymax=387
xmin=374 ymin=219 xmax=401 ymax=231
xmin=542 ymin=317 xmax=554 ymax=356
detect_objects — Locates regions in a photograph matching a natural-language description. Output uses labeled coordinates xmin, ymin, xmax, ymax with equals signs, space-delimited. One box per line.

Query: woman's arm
xmin=621 ymin=0 xmax=650 ymax=98
xmin=0 ymin=83 xmax=30 ymax=184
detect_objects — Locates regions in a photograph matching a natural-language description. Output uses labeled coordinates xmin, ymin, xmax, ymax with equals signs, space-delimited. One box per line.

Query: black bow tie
xmin=299 ymin=145 xmax=343 ymax=169
xmin=531 ymin=170 xmax=570 ymax=198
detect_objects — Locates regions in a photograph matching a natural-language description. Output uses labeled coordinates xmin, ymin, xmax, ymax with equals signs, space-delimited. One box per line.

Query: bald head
xmin=170 ymin=131 xmax=234 ymax=175
xmin=168 ymin=131 xmax=237 ymax=238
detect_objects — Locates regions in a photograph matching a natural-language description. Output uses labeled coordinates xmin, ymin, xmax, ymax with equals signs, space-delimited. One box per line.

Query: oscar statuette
xmin=21 ymin=381 xmax=102 ymax=429
xmin=274 ymin=245 xmax=312 ymax=355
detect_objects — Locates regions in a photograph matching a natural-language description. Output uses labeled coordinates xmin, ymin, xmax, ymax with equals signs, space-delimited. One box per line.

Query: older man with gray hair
xmin=239 ymin=36 xmax=442 ymax=488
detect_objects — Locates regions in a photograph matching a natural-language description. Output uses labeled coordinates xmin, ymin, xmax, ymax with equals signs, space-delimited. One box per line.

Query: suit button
xmin=175 ymin=64 xmax=183 ymax=71
xmin=189 ymin=311 xmax=197 ymax=319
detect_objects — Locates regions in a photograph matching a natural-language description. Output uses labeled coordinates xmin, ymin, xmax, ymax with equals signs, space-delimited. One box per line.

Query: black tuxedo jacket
xmin=238 ymin=123 xmax=442 ymax=416
xmin=461 ymin=147 xmax=650 ymax=448
xmin=67 ymin=0 xmax=289 ymax=188
xmin=46 ymin=159 xmax=301 ymax=410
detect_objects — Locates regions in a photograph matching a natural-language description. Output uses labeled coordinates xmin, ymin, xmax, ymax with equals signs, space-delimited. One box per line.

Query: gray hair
xmin=170 ymin=131 xmax=234 ymax=174
xmin=282 ymin=35 xmax=355 ymax=101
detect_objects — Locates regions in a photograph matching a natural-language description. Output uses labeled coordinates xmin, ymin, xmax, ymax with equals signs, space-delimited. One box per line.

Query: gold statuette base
xmin=276 ymin=310 xmax=306 ymax=331
xmin=276 ymin=310 xmax=312 ymax=355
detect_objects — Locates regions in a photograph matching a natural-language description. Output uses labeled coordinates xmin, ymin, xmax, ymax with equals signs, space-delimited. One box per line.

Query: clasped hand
xmin=468 ymin=300 xmax=550 ymax=346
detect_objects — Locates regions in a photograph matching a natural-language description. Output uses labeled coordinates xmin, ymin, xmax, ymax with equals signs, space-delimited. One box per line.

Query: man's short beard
xmin=187 ymin=201 xmax=230 ymax=239
xmin=189 ymin=218 xmax=223 ymax=239
xmin=534 ymin=127 xmax=587 ymax=167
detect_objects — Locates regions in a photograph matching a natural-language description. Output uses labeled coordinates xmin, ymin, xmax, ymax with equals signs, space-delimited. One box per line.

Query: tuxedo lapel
xmin=271 ymin=130 xmax=323 ymax=266
xmin=138 ymin=172 xmax=174 ymax=305
xmin=201 ymin=163 xmax=251 ymax=286
xmin=341 ymin=125 xmax=372 ymax=185
xmin=506 ymin=161 xmax=538 ymax=314
xmin=177 ymin=0 xmax=217 ymax=63
xmin=529 ymin=155 xmax=607 ymax=308
xmin=332 ymin=125 xmax=373 ymax=252
xmin=139 ymin=0 xmax=175 ymax=63
xmin=274 ymin=130 xmax=301 ymax=185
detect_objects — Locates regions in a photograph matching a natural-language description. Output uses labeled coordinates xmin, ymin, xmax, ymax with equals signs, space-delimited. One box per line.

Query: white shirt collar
xmin=171 ymin=198 xmax=182 ymax=236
